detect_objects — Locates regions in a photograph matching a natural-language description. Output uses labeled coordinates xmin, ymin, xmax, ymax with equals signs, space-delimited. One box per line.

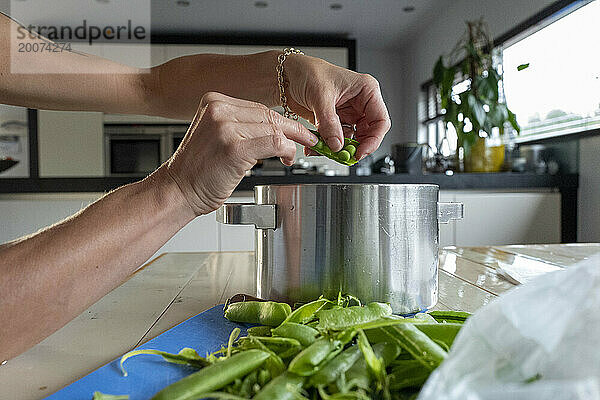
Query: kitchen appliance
xmin=217 ymin=184 xmax=463 ymax=314
xmin=104 ymin=125 xmax=187 ymax=176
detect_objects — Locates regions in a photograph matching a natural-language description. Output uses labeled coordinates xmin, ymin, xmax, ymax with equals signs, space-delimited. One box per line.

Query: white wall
xmin=398 ymin=0 xmax=556 ymax=143
xmin=356 ymin=46 xmax=403 ymax=158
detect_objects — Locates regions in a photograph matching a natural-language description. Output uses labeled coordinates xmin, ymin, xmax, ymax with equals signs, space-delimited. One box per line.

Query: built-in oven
xmin=104 ymin=125 xmax=187 ymax=176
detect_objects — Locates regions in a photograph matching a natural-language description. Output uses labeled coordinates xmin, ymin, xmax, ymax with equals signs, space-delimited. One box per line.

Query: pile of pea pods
xmin=110 ymin=295 xmax=470 ymax=400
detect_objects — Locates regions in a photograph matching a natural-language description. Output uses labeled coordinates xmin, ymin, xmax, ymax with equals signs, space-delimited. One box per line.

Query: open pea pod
xmin=309 ymin=129 xmax=360 ymax=166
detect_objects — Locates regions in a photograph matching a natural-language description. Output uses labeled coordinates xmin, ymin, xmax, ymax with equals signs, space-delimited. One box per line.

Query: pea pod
xmin=317 ymin=302 xmax=393 ymax=331
xmin=413 ymin=323 xmax=463 ymax=349
xmin=247 ymin=326 xmax=272 ymax=337
xmin=344 ymin=342 xmax=401 ymax=390
xmin=381 ymin=324 xmax=447 ymax=371
xmin=224 ymin=301 xmax=292 ymax=326
xmin=253 ymin=372 xmax=305 ymax=400
xmin=288 ymin=337 xmax=343 ymax=376
xmin=271 ymin=322 xmax=319 ymax=347
xmin=388 ymin=360 xmax=431 ymax=390
xmin=283 ymin=298 xmax=331 ymax=325
xmin=309 ymin=344 xmax=362 ymax=387
xmin=357 ymin=330 xmax=386 ymax=388
xmin=309 ymin=130 xmax=360 ymax=166
xmin=151 ymin=349 xmax=269 ymax=400
xmin=92 ymin=393 xmax=128 ymax=400
xmin=428 ymin=310 xmax=471 ymax=324
xmin=238 ymin=370 xmax=258 ymax=397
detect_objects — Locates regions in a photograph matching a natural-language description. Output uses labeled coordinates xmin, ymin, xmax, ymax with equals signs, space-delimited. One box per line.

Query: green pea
xmin=337 ymin=150 xmax=351 ymax=162
xmin=344 ymin=144 xmax=357 ymax=158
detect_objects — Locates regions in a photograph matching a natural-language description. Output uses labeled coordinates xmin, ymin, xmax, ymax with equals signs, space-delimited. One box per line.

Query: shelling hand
xmin=282 ymin=54 xmax=391 ymax=160
xmin=163 ymin=92 xmax=318 ymax=215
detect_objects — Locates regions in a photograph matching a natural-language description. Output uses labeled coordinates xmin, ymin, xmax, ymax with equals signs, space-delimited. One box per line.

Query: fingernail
xmin=309 ymin=133 xmax=319 ymax=146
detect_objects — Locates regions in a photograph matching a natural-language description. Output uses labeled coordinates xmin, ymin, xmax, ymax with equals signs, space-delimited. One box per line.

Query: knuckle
xmin=265 ymin=109 xmax=280 ymax=125
xmin=199 ymin=91 xmax=220 ymax=108
xmin=362 ymin=73 xmax=380 ymax=89
xmin=270 ymin=131 xmax=284 ymax=150
xmin=203 ymin=100 xmax=228 ymax=120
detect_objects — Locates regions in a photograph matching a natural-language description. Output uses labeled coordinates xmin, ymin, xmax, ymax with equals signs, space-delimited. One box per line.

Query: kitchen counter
xmin=0 ymin=172 xmax=578 ymax=193
xmin=2 ymin=244 xmax=598 ymax=399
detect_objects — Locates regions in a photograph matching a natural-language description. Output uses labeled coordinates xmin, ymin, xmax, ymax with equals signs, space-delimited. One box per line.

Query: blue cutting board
xmin=45 ymin=305 xmax=248 ymax=400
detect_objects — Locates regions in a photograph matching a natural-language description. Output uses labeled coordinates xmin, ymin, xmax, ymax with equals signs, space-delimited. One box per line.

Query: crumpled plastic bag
xmin=418 ymin=253 xmax=600 ymax=400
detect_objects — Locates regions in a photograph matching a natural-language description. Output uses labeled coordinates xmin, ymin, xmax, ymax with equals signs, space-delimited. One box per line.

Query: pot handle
xmin=216 ymin=203 xmax=277 ymax=229
xmin=438 ymin=202 xmax=464 ymax=224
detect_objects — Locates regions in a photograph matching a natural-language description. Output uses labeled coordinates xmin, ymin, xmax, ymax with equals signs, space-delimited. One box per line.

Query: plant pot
xmin=463 ymin=137 xmax=505 ymax=172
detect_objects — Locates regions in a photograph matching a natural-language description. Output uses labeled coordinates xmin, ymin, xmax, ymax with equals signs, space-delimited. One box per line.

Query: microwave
xmin=104 ymin=125 xmax=188 ymax=176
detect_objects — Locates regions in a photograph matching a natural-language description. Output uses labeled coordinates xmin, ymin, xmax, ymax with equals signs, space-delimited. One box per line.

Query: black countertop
xmin=236 ymin=173 xmax=579 ymax=191
xmin=0 ymin=173 xmax=578 ymax=193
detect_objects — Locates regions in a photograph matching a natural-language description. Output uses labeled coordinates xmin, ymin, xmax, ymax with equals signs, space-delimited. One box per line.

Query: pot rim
xmin=255 ymin=183 xmax=439 ymax=189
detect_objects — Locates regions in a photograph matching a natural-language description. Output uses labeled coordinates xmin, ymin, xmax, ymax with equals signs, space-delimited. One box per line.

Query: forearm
xmin=0 ymin=168 xmax=194 ymax=360
xmin=1 ymin=13 xmax=279 ymax=119
xmin=0 ymin=13 xmax=151 ymax=114
xmin=145 ymin=51 xmax=280 ymax=120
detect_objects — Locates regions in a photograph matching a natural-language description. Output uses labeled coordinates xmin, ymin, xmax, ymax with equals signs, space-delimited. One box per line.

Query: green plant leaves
xmin=517 ymin=63 xmax=530 ymax=71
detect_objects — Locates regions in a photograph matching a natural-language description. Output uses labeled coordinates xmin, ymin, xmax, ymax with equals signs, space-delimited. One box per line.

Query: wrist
xmin=253 ymin=50 xmax=281 ymax=107
xmin=139 ymin=166 xmax=196 ymax=227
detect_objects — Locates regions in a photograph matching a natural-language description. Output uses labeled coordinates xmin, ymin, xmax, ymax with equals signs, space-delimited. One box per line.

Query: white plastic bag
xmin=418 ymin=253 xmax=600 ymax=400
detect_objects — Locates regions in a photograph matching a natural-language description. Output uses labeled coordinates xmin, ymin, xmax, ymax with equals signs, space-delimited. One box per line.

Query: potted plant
xmin=433 ymin=19 xmax=521 ymax=172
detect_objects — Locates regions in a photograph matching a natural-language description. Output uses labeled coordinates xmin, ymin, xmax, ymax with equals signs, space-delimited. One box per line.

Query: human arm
xmin=0 ymin=93 xmax=317 ymax=361
xmin=1 ymin=12 xmax=390 ymax=159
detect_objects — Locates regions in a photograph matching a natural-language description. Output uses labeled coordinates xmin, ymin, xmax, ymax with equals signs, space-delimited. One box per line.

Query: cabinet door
xmin=38 ymin=111 xmax=104 ymax=177
xmin=454 ymin=191 xmax=561 ymax=246
xmin=153 ymin=212 xmax=220 ymax=256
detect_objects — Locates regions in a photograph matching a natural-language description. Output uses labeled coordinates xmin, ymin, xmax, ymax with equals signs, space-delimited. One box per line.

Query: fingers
xmin=199 ymin=92 xmax=318 ymax=148
xmin=355 ymin=86 xmax=391 ymax=160
xmin=233 ymin=107 xmax=318 ymax=148
xmin=239 ymin=134 xmax=297 ymax=167
xmin=314 ymin=101 xmax=344 ymax=152
xmin=199 ymin=91 xmax=267 ymax=110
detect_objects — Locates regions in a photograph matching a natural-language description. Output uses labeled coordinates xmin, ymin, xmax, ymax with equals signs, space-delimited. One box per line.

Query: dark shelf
xmin=0 ymin=173 xmax=578 ymax=193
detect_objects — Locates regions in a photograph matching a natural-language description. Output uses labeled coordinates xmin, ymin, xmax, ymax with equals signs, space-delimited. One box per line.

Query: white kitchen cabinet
xmin=441 ymin=190 xmax=561 ymax=246
xmin=438 ymin=191 xmax=455 ymax=248
xmin=38 ymin=110 xmax=104 ymax=177
xmin=218 ymin=195 xmax=256 ymax=252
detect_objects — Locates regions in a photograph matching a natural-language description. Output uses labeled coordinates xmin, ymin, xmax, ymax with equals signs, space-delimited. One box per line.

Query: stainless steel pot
xmin=217 ymin=184 xmax=463 ymax=314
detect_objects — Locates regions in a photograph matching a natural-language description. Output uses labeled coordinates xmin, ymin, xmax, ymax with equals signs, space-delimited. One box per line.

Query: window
xmin=420 ymin=0 xmax=599 ymax=149
xmin=502 ymin=0 xmax=600 ymax=142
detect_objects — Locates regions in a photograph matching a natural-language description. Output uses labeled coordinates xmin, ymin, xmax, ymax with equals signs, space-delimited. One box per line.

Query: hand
xmin=283 ymin=54 xmax=391 ymax=160
xmin=162 ymin=92 xmax=318 ymax=215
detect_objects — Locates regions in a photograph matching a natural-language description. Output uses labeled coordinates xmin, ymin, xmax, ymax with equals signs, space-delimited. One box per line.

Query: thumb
xmin=314 ymin=102 xmax=343 ymax=152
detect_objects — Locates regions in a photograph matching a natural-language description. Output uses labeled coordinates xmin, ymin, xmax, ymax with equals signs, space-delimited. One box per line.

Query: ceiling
xmin=150 ymin=0 xmax=439 ymax=48
xmin=0 ymin=0 xmax=441 ymax=49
